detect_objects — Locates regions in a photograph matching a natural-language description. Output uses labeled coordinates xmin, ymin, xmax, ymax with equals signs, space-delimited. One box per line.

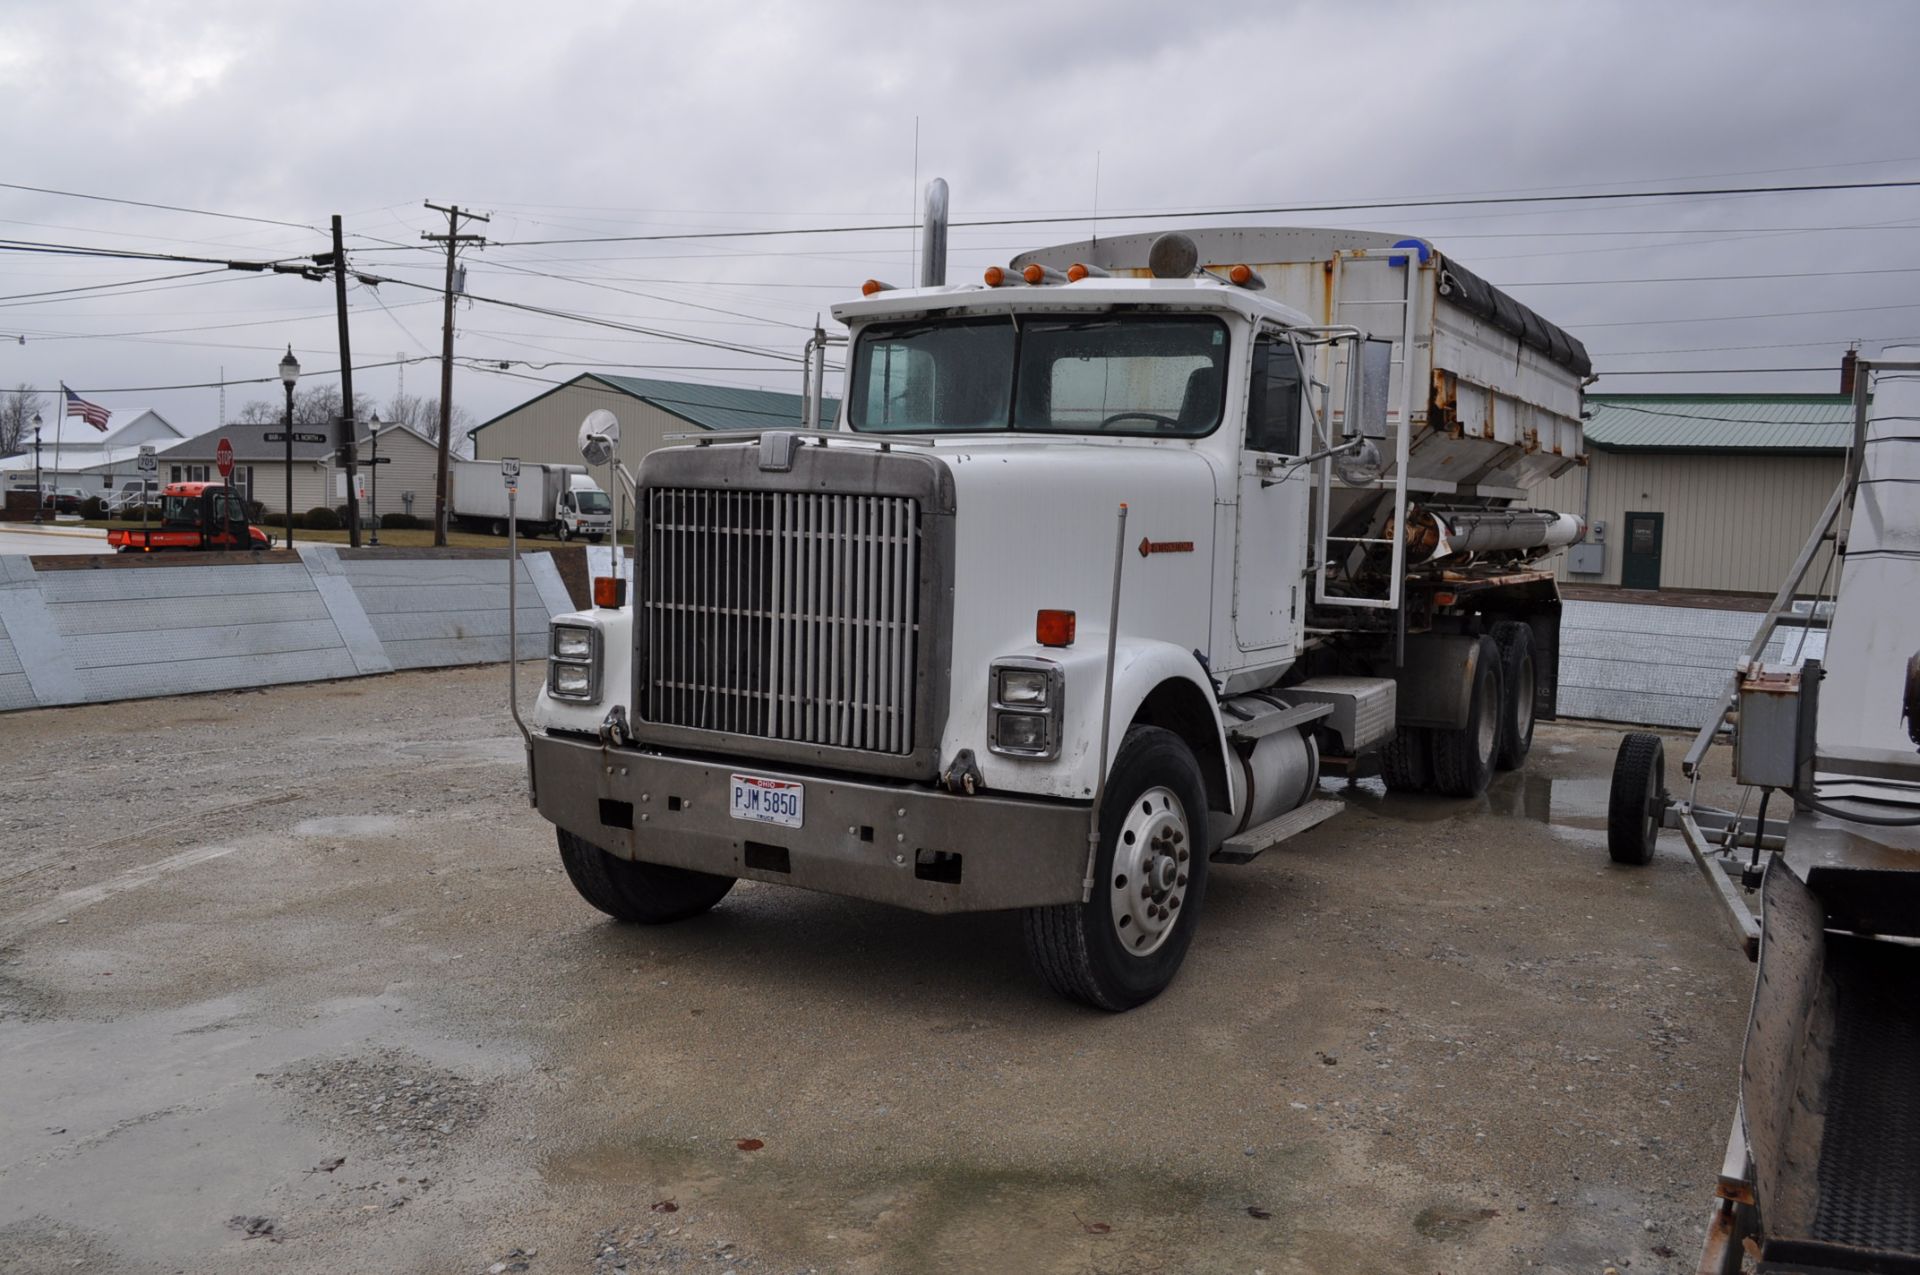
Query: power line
xmin=1501 ymin=265 xmax=1920 ymax=288
xmin=478 ymin=178 xmax=1920 ymax=248
xmin=0 ymin=180 xmax=318 ymax=233
xmin=7 ymin=356 xmax=429 ymax=396
xmin=1594 ymin=367 xmax=1836 ymax=376
xmin=0 ymin=267 xmax=230 ymax=305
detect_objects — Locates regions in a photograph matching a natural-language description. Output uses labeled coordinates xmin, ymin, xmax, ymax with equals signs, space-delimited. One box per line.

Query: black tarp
xmin=1433 ymin=255 xmax=1593 ymax=378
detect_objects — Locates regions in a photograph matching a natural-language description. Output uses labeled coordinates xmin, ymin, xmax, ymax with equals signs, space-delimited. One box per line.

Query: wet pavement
xmin=0 ymin=668 xmax=1755 ymax=1273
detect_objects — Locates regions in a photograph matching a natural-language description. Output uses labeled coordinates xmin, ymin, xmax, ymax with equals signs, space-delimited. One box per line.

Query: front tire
xmin=1430 ymin=636 xmax=1504 ymax=798
xmin=557 ymin=522 xmax=571 ymax=542
xmin=1022 ymin=726 xmax=1211 ymax=1011
xmin=556 ymin=828 xmax=736 ymax=922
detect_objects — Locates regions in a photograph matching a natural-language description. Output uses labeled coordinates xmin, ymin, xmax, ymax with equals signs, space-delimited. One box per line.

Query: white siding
xmin=1538 ymin=450 xmax=1841 ymax=593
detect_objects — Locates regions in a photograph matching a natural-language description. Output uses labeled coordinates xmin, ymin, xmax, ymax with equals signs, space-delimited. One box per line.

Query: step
xmin=1213 ymin=798 xmax=1344 ymax=865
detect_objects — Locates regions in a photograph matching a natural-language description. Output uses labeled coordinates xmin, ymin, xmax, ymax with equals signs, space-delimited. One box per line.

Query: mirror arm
xmin=1261 ymin=435 xmax=1366 ymax=473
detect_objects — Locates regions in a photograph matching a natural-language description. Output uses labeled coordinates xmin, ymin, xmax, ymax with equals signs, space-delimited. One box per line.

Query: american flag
xmin=62 ymin=384 xmax=111 ymax=432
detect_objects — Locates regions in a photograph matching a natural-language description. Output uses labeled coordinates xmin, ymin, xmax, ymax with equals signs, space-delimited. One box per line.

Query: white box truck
xmin=450 ymin=458 xmax=611 ymax=541
xmin=519 ymin=192 xmax=1590 ymax=1009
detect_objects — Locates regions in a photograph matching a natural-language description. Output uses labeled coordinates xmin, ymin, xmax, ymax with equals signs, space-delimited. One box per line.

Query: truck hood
xmin=930 ymin=436 xmax=1222 ymax=742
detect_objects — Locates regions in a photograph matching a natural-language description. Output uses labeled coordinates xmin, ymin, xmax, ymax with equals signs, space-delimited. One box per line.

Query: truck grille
xmin=640 ymin=488 xmax=921 ymax=754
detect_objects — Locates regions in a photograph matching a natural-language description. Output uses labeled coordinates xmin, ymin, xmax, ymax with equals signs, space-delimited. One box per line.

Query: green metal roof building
xmin=1536 ymin=392 xmax=1848 ymax=594
xmin=470 ymin=374 xmax=839 ymax=520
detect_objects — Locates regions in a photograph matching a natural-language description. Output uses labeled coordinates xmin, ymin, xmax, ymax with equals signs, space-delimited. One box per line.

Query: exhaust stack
xmin=919 ymin=178 xmax=949 ymax=288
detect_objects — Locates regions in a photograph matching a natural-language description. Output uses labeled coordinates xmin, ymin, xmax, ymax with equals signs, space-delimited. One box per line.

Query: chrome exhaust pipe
xmin=919 ymin=178 xmax=948 ymax=288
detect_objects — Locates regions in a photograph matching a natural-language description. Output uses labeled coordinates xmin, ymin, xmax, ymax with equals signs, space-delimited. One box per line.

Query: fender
xmin=531 ymin=605 xmax=634 ymax=735
xmin=957 ymin=635 xmax=1234 ymax=816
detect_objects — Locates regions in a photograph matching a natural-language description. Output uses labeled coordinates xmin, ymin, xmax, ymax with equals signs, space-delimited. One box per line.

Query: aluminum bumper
xmin=531 ymin=732 xmax=1091 ymax=914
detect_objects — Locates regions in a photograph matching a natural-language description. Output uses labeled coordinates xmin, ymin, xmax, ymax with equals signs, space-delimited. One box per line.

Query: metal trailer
xmin=1601 ymin=353 xmax=1920 ymax=1273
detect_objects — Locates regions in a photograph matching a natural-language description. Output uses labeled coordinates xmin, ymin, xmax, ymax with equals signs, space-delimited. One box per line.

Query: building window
xmin=170 ymin=465 xmax=182 ymax=482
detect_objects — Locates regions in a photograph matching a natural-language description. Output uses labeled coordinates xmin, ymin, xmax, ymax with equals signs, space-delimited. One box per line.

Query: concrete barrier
xmin=1556 ymin=598 xmax=1826 ymax=728
xmin=0 ymin=547 xmax=573 ymax=712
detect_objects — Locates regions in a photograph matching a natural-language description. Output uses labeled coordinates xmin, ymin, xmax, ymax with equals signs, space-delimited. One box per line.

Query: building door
xmin=1622 ymin=511 xmax=1663 ymax=590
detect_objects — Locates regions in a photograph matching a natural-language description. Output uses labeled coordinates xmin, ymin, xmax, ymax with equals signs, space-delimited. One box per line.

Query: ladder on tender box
xmin=1308 ymin=249 xmax=1421 ymax=617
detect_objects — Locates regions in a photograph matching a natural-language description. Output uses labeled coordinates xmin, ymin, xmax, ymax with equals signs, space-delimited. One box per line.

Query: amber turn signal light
xmin=593 ymin=575 xmax=628 ymax=608
xmin=1036 ymin=609 xmax=1076 ymax=648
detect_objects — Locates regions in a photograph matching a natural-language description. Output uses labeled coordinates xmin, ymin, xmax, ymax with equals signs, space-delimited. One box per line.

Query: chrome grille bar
xmin=642 ymin=487 xmax=920 ymax=754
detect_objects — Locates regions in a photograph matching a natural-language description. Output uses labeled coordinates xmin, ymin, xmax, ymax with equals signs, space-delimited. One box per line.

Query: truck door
xmin=1232 ymin=335 xmax=1309 ymax=654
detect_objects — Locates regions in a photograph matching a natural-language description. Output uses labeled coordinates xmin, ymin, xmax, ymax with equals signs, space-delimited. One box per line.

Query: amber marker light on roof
xmin=1065 ymin=262 xmax=1110 ymax=282
xmin=1022 ymin=263 xmax=1066 ymax=285
xmin=1036 ymin=609 xmax=1077 ymax=648
xmin=861 ymin=279 xmax=894 ymax=297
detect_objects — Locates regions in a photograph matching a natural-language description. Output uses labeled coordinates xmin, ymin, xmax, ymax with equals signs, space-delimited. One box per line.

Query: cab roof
xmin=830 ymin=276 xmax=1316 ymax=330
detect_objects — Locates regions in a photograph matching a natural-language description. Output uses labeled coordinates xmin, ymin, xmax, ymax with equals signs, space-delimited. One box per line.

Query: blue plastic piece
xmin=1386 ymin=238 xmax=1432 ymax=268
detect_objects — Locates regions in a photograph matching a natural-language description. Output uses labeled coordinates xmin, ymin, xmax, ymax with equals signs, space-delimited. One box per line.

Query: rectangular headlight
xmin=551 ymin=662 xmax=593 ymax=697
xmin=997 ymin=667 xmax=1052 ymax=706
xmin=552 ymin=625 xmax=595 ymax=659
xmin=992 ymin=710 xmax=1051 ymax=754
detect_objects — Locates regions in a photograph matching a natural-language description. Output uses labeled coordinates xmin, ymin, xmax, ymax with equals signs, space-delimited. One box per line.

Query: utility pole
xmin=317 ymin=215 xmax=362 ymax=548
xmin=424 ymin=201 xmax=488 ymax=547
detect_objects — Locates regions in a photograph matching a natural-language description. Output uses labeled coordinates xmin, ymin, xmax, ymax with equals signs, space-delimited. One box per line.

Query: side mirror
xmin=1347 ymin=337 xmax=1393 ymax=441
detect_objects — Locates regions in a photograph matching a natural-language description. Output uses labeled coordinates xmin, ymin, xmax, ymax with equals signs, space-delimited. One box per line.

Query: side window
xmin=1245 ymin=337 xmax=1302 ymax=455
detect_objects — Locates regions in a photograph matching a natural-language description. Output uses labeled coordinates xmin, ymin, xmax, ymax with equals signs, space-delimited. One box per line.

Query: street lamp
xmin=279 ymin=346 xmax=299 ymax=548
xmin=30 ymin=412 xmax=42 ymax=524
xmin=367 ymin=412 xmax=381 ymax=546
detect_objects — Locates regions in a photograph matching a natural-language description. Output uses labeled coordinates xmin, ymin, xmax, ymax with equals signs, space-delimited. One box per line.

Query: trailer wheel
xmin=556 ymin=828 xmax=736 ymax=923
xmin=1021 ymin=725 xmax=1211 ymax=1011
xmin=1491 ymin=621 xmax=1537 ymax=771
xmin=1377 ymin=726 xmax=1431 ymax=793
xmin=489 ymin=518 xmax=506 ymax=536
xmin=1430 ymin=636 xmax=1504 ymax=798
xmin=1606 ymin=733 xmax=1667 ymax=866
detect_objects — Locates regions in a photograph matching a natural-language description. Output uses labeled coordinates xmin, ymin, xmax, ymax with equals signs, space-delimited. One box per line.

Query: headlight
xmin=547 ymin=623 xmax=601 ymax=703
xmin=988 ymin=658 xmax=1062 ymax=759
xmin=996 ymin=667 xmax=1053 ymax=707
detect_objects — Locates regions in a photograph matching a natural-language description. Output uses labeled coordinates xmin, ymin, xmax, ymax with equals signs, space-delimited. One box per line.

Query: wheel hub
xmin=1109 ymin=786 xmax=1191 ymax=956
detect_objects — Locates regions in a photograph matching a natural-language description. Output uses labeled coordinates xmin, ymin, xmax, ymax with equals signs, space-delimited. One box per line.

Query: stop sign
xmin=216 ymin=437 xmax=234 ymax=479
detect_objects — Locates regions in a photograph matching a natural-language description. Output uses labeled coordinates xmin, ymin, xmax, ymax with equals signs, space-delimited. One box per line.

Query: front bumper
xmin=532 ymin=732 xmax=1090 ymax=913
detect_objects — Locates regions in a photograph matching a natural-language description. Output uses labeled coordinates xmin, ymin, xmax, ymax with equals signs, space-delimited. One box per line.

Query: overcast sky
xmin=2 ymin=0 xmax=1916 ymax=437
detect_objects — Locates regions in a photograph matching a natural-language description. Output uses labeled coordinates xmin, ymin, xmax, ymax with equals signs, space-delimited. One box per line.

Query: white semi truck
xmin=451 ymin=458 xmax=611 ymax=541
xmin=519 ymin=194 xmax=1589 ymax=1009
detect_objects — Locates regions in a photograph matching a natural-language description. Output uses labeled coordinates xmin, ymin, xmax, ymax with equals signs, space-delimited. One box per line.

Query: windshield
xmin=848 ymin=313 xmax=1229 ymax=437
xmin=574 ymin=491 xmax=610 ymax=513
xmin=162 ymin=495 xmax=200 ymax=526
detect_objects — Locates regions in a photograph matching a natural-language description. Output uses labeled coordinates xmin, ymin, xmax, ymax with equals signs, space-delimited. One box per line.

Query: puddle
xmin=543 ymin=1135 xmax=1287 ymax=1275
xmin=1413 ymin=1203 xmax=1498 ymax=1240
xmin=1324 ymin=771 xmax=1613 ymax=835
xmin=292 ymin=814 xmax=403 ymax=838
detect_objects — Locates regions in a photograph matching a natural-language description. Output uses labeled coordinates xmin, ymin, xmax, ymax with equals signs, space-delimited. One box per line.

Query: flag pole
xmin=53 ymin=383 xmax=64 ymax=502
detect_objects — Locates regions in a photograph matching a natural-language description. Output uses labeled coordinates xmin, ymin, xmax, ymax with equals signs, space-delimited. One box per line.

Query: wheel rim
xmin=1476 ymin=688 xmax=1499 ymax=764
xmin=1514 ymin=655 xmax=1535 ymax=740
xmin=1108 ymin=786 xmax=1191 ymax=957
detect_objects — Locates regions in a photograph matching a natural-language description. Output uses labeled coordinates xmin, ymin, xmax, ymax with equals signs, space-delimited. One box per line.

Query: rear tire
xmin=1022 ymin=726 xmax=1210 ymax=1011
xmin=556 ymin=828 xmax=736 ymax=922
xmin=1430 ymin=636 xmax=1504 ymax=798
xmin=1378 ymin=726 xmax=1431 ymax=793
xmin=1607 ymin=733 xmax=1667 ymax=866
xmin=1491 ymin=621 xmax=1537 ymax=771
xmin=489 ymin=518 xmax=506 ymax=536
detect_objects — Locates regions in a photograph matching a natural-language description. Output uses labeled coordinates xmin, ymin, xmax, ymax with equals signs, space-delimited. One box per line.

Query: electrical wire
xmin=478 ymin=178 xmax=1920 ymax=248
xmin=0 ymin=181 xmax=319 ymax=233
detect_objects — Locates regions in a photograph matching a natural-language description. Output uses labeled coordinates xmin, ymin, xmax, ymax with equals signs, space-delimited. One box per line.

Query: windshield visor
xmin=848 ymin=313 xmax=1228 ymax=437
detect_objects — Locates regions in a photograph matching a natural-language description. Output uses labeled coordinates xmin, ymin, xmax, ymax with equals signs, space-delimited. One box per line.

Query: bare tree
xmin=231 ymin=386 xmax=374 ymax=429
xmin=0 ymin=384 xmax=47 ymax=457
xmin=382 ymin=391 xmax=476 ymax=455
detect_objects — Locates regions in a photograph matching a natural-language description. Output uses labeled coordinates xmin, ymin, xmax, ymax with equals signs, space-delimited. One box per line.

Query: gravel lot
xmin=0 ymin=665 xmax=1753 ymax=1274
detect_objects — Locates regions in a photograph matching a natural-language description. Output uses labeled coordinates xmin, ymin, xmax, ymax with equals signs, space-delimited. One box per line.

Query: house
xmin=1536 ymin=392 xmax=1849 ymax=595
xmin=156 ymin=420 xmax=447 ymax=520
xmin=469 ymin=374 xmax=837 ymax=509
xmin=0 ymin=408 xmax=191 ymax=497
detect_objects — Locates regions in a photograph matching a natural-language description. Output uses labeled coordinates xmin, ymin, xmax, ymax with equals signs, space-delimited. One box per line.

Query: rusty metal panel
xmin=1742 ymin=860 xmax=1829 ymax=1245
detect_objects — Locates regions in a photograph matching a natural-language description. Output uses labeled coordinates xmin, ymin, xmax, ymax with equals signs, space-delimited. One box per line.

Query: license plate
xmin=729 ymin=774 xmax=804 ymax=828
